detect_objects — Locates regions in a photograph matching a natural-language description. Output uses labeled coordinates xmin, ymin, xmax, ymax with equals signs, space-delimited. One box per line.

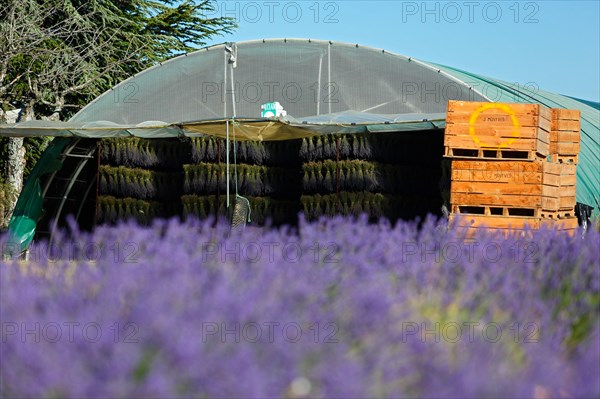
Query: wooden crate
xmin=445 ymin=101 xmax=551 ymax=159
xmin=549 ymin=108 xmax=581 ymax=164
xmin=449 ymin=160 xmax=575 ymax=218
xmin=539 ymin=162 xmax=577 ymax=216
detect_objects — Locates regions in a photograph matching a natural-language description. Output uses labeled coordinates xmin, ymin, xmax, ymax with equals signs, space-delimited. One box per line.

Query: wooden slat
xmin=447 ymin=101 xmax=551 ymax=118
xmin=445 ymin=135 xmax=543 ymax=150
xmin=451 ymin=170 xmax=542 ymax=184
xmin=451 ymin=160 xmax=542 ymax=171
xmin=551 ymin=109 xmax=580 ymax=121
xmin=451 ymin=160 xmax=543 ymax=184
xmin=560 ymin=164 xmax=577 ymax=175
xmin=543 ymin=173 xmax=560 ymax=187
xmin=546 ymin=184 xmax=576 ymax=197
xmin=559 ymin=196 xmax=576 ymax=209
xmin=539 ymin=217 xmax=579 ymax=229
xmin=543 ymin=162 xmax=562 ymax=175
xmin=554 ymin=142 xmax=580 ymax=155
xmin=560 ymin=174 xmax=577 ymax=186
xmin=554 ymin=131 xmax=580 ymax=143
xmin=550 ymin=143 xmax=580 ymax=156
xmin=451 ymin=192 xmax=543 ymax=207
xmin=451 ymin=181 xmax=544 ymax=195
xmin=446 ymin=114 xmax=551 ymax=130
xmin=445 ymin=123 xmax=547 ymax=139
xmin=551 ymin=119 xmax=580 ymax=132
xmin=544 ymin=196 xmax=576 ymax=212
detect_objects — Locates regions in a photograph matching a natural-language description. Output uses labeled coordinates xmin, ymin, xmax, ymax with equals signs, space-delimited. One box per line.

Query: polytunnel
xmin=1 ymin=39 xmax=598 ymax=252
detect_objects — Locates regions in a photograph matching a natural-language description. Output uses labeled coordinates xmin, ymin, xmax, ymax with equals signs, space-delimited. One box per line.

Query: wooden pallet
xmin=540 ymin=209 xmax=576 ymax=219
xmin=452 ymin=204 xmax=542 ymax=217
xmin=444 ymin=147 xmax=544 ymax=160
xmin=449 ymin=214 xmax=579 ymax=236
xmin=549 ymin=153 xmax=579 ymax=164
xmin=450 ymin=213 xmax=541 ymax=229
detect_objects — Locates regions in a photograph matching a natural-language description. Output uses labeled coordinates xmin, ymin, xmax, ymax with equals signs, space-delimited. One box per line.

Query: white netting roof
xmin=70 ymin=39 xmax=487 ymax=124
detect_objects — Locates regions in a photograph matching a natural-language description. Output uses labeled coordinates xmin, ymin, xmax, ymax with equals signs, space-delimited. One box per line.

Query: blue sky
xmin=204 ymin=1 xmax=600 ymax=101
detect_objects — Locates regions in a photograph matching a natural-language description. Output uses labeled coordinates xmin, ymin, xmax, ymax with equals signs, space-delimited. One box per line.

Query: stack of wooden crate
xmin=445 ymin=100 xmax=580 ymax=234
xmin=550 ymin=108 xmax=581 ymax=164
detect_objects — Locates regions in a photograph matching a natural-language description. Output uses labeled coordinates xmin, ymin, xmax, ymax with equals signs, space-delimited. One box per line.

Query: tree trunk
xmin=2 ymin=105 xmax=32 ymax=226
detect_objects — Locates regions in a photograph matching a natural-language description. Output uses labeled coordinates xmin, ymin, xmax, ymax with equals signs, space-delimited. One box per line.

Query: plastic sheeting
xmin=0 ymin=112 xmax=446 ymax=140
xmin=4 ymin=138 xmax=70 ymax=255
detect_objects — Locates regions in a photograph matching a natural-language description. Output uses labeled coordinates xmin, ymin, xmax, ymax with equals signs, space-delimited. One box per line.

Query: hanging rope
xmin=226 ymin=42 xmax=251 ymax=228
xmin=215 ymin=139 xmax=221 ymax=226
xmin=335 ymin=136 xmax=340 ymax=214
xmin=230 ymin=118 xmax=251 ymax=227
xmin=226 ymin=120 xmax=230 ymax=208
xmin=232 ymin=120 xmax=239 ymax=196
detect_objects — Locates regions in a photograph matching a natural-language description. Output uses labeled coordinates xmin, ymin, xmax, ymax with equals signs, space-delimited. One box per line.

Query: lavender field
xmin=1 ymin=216 xmax=599 ymax=398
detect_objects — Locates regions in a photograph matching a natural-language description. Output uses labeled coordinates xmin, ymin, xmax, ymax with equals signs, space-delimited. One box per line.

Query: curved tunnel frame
xmin=36 ymin=138 xmax=99 ymax=244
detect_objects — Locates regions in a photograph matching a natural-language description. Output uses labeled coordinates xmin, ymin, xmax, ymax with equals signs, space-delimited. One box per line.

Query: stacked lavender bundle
xmin=99 ymin=130 xmax=449 ymax=225
xmin=299 ymin=132 xmax=444 ymax=221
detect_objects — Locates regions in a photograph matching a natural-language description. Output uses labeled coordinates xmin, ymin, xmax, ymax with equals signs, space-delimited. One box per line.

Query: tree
xmin=0 ymin=0 xmax=236 ymax=227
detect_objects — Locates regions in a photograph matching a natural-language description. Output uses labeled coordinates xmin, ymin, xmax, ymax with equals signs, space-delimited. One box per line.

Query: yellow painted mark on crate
xmin=469 ymin=103 xmax=521 ymax=149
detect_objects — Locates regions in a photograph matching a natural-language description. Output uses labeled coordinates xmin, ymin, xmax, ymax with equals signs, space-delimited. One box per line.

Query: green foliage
xmin=0 ymin=175 xmax=17 ymax=229
xmin=1 ymin=1 xmax=236 ymax=223
xmin=23 ymin=137 xmax=52 ymax=179
xmin=0 ymin=137 xmax=51 ymax=181
xmin=1 ymin=1 xmax=237 ymax=115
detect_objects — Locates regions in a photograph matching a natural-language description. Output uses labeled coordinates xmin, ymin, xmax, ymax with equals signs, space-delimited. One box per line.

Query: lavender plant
xmin=0 ymin=216 xmax=598 ymax=398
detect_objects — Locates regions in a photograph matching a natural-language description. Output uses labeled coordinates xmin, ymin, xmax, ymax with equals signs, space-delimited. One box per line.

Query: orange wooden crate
xmin=449 ymin=160 xmax=574 ymax=216
xmin=549 ymin=108 xmax=581 ymax=163
xmin=557 ymin=163 xmax=577 ymax=214
xmin=445 ymin=101 xmax=550 ymax=158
